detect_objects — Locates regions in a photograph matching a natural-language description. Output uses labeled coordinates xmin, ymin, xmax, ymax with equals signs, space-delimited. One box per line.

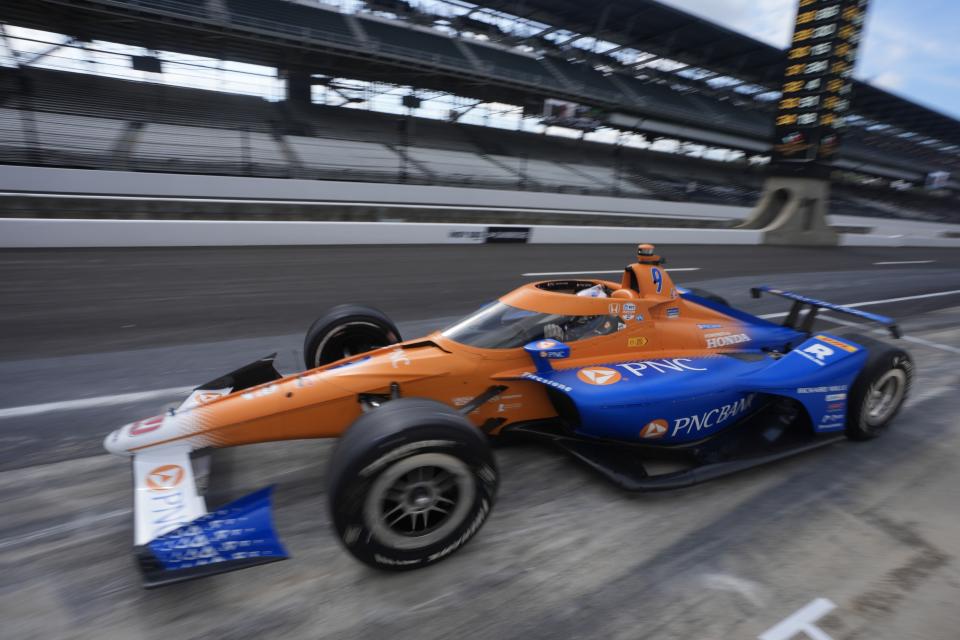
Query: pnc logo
xmin=194 ymin=391 xmax=224 ymax=404
xmin=536 ymin=340 xmax=558 ymax=349
xmin=577 ymin=367 xmax=622 ymax=386
xmin=639 ymin=419 xmax=668 ymax=439
xmin=145 ymin=464 xmax=185 ymax=492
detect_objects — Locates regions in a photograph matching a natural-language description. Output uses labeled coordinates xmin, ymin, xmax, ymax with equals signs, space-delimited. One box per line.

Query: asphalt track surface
xmin=2 ymin=243 xmax=960 ymax=639
xmin=2 ymin=243 xmax=959 ymax=360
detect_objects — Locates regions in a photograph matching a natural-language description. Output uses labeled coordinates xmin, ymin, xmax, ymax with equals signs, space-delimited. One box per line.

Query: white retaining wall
xmin=832 ymin=214 xmax=960 ymax=247
xmin=0 ymin=166 xmax=957 ymax=248
xmin=2 ymin=217 xmax=957 ymax=248
xmin=0 ymin=218 xmax=763 ymax=248
xmin=0 ymin=165 xmax=745 ymax=221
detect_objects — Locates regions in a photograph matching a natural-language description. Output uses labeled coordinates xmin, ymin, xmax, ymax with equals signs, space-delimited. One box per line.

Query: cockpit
xmin=441 ymin=244 xmax=677 ymax=350
xmin=441 ymin=279 xmax=626 ymax=349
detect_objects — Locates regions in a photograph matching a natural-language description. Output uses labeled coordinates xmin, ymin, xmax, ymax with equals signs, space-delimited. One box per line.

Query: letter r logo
xmin=803 ymin=344 xmax=834 ymax=361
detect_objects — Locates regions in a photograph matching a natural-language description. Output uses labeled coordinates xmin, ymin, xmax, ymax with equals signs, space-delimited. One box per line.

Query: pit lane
xmin=2 ymin=244 xmax=960 ymax=639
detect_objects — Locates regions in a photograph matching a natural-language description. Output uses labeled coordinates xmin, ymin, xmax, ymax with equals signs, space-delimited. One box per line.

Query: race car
xmin=104 ymin=244 xmax=912 ymax=586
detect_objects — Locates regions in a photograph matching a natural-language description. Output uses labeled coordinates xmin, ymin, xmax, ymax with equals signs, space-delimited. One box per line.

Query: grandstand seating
xmin=225 ymin=0 xmax=356 ymax=46
xmin=124 ymin=0 xmax=792 ymax=142
xmin=405 ymin=147 xmax=515 ymax=185
xmin=549 ymin=63 xmax=626 ymax=105
xmin=287 ymin=135 xmax=408 ymax=180
xmin=0 ymin=108 xmax=26 ymax=152
xmin=0 ymin=107 xmax=127 ymax=167
xmin=461 ymin=42 xmax=552 ymax=86
xmin=561 ymin=163 xmax=651 ymax=196
xmin=4 ymin=0 xmax=952 ymax=182
xmin=131 ymin=124 xmax=289 ymax=176
xmin=5 ymin=69 xmax=276 ymax=132
xmin=830 ymin=187 xmax=959 ymax=223
xmin=0 ymin=67 xmax=956 ymax=222
xmin=359 ymin=18 xmax=467 ymax=66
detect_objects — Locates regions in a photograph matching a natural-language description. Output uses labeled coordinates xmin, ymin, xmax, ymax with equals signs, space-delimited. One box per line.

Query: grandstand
xmin=0 ymin=0 xmax=957 ymax=223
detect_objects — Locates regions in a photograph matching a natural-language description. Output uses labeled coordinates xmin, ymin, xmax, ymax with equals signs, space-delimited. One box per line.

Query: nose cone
xmin=103 ymin=428 xmax=129 ymax=456
xmin=104 ymin=414 xmax=168 ymax=456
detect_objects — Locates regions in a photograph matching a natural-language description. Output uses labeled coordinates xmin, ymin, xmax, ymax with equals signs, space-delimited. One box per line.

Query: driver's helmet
xmin=576 ymin=284 xmax=607 ymax=298
xmin=563 ymin=314 xmax=616 ymax=341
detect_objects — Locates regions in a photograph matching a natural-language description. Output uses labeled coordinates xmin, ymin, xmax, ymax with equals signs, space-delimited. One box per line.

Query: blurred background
xmin=1 ymin=1 xmax=959 ymax=639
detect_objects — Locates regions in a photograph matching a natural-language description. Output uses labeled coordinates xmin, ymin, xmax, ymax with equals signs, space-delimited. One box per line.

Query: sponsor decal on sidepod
xmin=615 ymin=358 xmax=707 ymax=377
xmin=795 ymin=343 xmax=836 ymax=367
xmin=816 ymin=334 xmax=858 ymax=353
xmin=577 ymin=367 xmax=622 ymax=386
xmin=797 ymin=385 xmax=848 ymax=394
xmin=639 ymin=419 xmax=668 ymax=439
xmin=669 ymin=394 xmax=755 ymax=437
xmin=705 ymin=333 xmax=751 ymax=349
xmin=521 ymin=372 xmax=573 ymax=393
xmin=577 ymin=359 xmax=707 ymax=385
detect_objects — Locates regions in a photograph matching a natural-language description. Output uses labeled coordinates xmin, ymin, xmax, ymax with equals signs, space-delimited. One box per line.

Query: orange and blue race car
xmin=104 ymin=244 xmax=912 ymax=586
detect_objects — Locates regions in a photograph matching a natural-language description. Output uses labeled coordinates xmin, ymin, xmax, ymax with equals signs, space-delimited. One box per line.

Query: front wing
xmin=126 ymin=356 xmax=289 ymax=587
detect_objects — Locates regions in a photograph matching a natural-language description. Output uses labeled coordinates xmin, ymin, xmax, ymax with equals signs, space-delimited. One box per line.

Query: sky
xmin=658 ymin=0 xmax=960 ymax=119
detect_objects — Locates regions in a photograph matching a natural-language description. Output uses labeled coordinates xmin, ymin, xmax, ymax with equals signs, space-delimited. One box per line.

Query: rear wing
xmin=751 ymin=286 xmax=901 ymax=339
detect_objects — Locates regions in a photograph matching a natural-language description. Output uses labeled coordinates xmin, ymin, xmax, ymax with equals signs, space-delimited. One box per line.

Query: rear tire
xmin=845 ymin=337 xmax=912 ymax=440
xmin=303 ymin=304 xmax=401 ymax=369
xmin=327 ymin=398 xmax=498 ymax=570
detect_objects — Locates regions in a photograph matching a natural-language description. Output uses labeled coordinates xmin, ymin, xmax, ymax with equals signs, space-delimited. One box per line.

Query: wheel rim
xmin=864 ymin=368 xmax=907 ymax=427
xmin=314 ymin=321 xmax=392 ymax=367
xmin=363 ymin=453 xmax=476 ymax=550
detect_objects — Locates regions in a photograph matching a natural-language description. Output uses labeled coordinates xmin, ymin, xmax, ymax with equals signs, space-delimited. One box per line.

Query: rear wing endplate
xmin=751 ymin=286 xmax=901 ymax=339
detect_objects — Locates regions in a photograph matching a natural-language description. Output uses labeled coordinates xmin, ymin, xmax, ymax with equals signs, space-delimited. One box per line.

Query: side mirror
xmin=523 ymin=339 xmax=570 ymax=373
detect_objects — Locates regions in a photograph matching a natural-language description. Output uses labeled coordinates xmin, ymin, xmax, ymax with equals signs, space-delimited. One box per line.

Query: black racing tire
xmin=845 ymin=335 xmax=913 ymax=440
xmin=327 ymin=398 xmax=498 ymax=571
xmin=303 ymin=304 xmax=401 ymax=369
xmin=686 ymin=287 xmax=730 ymax=307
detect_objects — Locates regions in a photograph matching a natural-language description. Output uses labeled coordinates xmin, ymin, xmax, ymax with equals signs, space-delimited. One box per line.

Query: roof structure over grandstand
xmin=475 ymin=0 xmax=789 ymax=83
xmin=470 ymin=0 xmax=960 ymax=146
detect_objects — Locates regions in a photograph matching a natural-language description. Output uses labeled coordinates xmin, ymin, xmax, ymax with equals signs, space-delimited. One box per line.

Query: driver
xmin=543 ymin=314 xmax=622 ymax=342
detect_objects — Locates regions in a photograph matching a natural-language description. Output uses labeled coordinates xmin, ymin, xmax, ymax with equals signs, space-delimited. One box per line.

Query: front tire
xmin=303 ymin=304 xmax=401 ymax=369
xmin=845 ymin=338 xmax=912 ymax=440
xmin=327 ymin=398 xmax=498 ymax=570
